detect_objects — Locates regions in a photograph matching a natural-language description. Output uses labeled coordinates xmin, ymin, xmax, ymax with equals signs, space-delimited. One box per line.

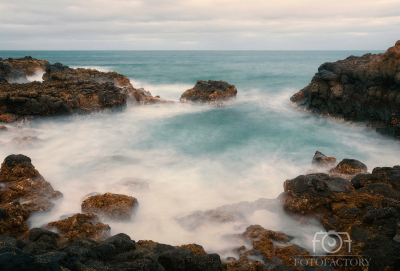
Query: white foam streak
xmin=26 ymin=69 xmax=45 ymax=82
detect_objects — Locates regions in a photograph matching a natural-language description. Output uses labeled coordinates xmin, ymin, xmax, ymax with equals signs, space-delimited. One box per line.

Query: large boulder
xmin=0 ymin=154 xmax=62 ymax=236
xmin=330 ymin=158 xmax=368 ymax=174
xmin=81 ymin=193 xmax=138 ymax=220
xmin=180 ymin=80 xmax=237 ymax=103
xmin=283 ymin=173 xmax=354 ymax=215
xmin=291 ymin=40 xmax=400 ymax=138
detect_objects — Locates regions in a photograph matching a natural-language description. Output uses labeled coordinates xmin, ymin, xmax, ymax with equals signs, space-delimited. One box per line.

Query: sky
xmin=0 ymin=0 xmax=399 ymax=50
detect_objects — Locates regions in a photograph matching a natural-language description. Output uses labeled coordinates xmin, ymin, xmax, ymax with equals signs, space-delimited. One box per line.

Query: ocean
xmin=0 ymin=50 xmax=396 ymax=256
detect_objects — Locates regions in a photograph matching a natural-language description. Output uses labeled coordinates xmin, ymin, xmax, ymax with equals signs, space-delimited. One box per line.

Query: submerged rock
xmin=180 ymin=80 xmax=237 ymax=103
xmin=177 ymin=198 xmax=279 ymax=230
xmin=225 ymin=225 xmax=313 ymax=271
xmin=11 ymin=136 xmax=44 ymax=148
xmin=291 ymin=40 xmax=400 ymax=139
xmin=81 ymin=193 xmax=138 ymax=220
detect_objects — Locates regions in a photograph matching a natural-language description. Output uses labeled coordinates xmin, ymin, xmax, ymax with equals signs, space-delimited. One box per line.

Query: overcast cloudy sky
xmin=1 ymin=0 xmax=399 ymax=50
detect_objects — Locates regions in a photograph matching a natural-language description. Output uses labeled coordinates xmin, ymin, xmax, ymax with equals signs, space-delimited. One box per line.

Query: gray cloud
xmin=0 ymin=0 xmax=399 ymax=50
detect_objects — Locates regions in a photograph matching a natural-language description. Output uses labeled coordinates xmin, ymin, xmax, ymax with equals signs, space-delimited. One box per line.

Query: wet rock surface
xmin=291 ymin=40 xmax=400 ymax=139
xmin=225 ymin=225 xmax=315 ymax=271
xmin=81 ymin=192 xmax=138 ymax=220
xmin=283 ymin=157 xmax=400 ymax=270
xmin=0 ymin=59 xmax=170 ymax=123
xmin=44 ymin=213 xmax=111 ymax=240
xmin=0 ymin=56 xmax=49 ymax=76
xmin=0 ymin=230 xmax=227 ymax=271
xmin=180 ymin=80 xmax=238 ymax=104
xmin=330 ymin=158 xmax=368 ymax=174
xmin=0 ymin=154 xmax=62 ymax=236
xmin=312 ymin=151 xmax=337 ymax=168
xmin=0 ymin=62 xmax=28 ymax=83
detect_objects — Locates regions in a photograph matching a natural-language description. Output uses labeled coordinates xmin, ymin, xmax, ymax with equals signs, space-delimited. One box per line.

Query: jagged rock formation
xmin=312 ymin=151 xmax=337 ymax=168
xmin=291 ymin=40 xmax=400 ymax=138
xmin=0 ymin=60 xmax=170 ymax=123
xmin=283 ymin=161 xmax=400 ymax=270
xmin=180 ymin=80 xmax=237 ymax=104
xmin=0 ymin=154 xmax=62 ymax=236
xmin=0 ymin=62 xmax=28 ymax=83
xmin=226 ymin=225 xmax=315 ymax=271
xmin=0 ymin=56 xmax=49 ymax=76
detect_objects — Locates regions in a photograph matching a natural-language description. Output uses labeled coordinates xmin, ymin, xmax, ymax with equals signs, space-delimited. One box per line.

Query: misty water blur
xmin=0 ymin=50 xmax=398 ymax=256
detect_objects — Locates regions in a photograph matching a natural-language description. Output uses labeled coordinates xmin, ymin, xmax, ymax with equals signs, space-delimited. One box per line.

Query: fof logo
xmin=312 ymin=230 xmax=352 ymax=253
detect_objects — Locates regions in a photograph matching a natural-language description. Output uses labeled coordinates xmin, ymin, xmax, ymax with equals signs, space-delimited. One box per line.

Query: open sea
xmin=0 ymin=50 xmax=396 ymax=256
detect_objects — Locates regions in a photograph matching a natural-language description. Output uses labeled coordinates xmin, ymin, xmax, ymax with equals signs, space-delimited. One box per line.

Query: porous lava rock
xmin=225 ymin=225 xmax=314 ymax=271
xmin=282 ymin=161 xmax=400 ymax=270
xmin=0 ymin=154 xmax=62 ymax=236
xmin=291 ymin=40 xmax=400 ymax=139
xmin=0 ymin=232 xmax=227 ymax=271
xmin=81 ymin=193 xmax=138 ymax=220
xmin=44 ymin=213 xmax=111 ymax=240
xmin=0 ymin=62 xmax=28 ymax=83
xmin=0 ymin=56 xmax=49 ymax=76
xmin=312 ymin=151 xmax=337 ymax=168
xmin=330 ymin=158 xmax=368 ymax=174
xmin=0 ymin=61 xmax=170 ymax=123
xmin=180 ymin=80 xmax=237 ymax=103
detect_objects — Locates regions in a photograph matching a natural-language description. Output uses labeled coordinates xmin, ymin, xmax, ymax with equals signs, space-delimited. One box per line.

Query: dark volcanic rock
xmin=225 ymin=225 xmax=314 ymax=271
xmin=180 ymin=80 xmax=237 ymax=103
xmin=81 ymin=192 xmax=138 ymax=220
xmin=291 ymin=40 xmax=400 ymax=138
xmin=0 ymin=154 xmax=62 ymax=236
xmin=0 ymin=56 xmax=49 ymax=76
xmin=44 ymin=213 xmax=111 ymax=240
xmin=0 ymin=80 xmax=129 ymax=119
xmin=283 ymin=173 xmax=354 ymax=215
xmin=312 ymin=151 xmax=337 ymax=167
xmin=0 ymin=60 xmax=170 ymax=123
xmin=331 ymin=158 xmax=368 ymax=174
xmin=283 ymin=159 xmax=400 ymax=270
xmin=158 ymin=248 xmax=225 ymax=271
xmin=43 ymin=62 xmax=131 ymax=86
xmin=0 ymin=62 xmax=28 ymax=83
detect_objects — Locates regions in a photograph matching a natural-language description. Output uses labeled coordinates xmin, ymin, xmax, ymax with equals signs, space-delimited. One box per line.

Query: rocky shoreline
xmin=291 ymin=40 xmax=400 ymax=139
xmin=0 ymin=57 xmax=238 ymax=125
xmin=1 ymin=151 xmax=399 ymax=270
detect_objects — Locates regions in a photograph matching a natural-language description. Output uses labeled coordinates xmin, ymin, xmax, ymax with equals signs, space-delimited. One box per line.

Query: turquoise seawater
xmin=0 ymin=50 xmax=397 ymax=253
